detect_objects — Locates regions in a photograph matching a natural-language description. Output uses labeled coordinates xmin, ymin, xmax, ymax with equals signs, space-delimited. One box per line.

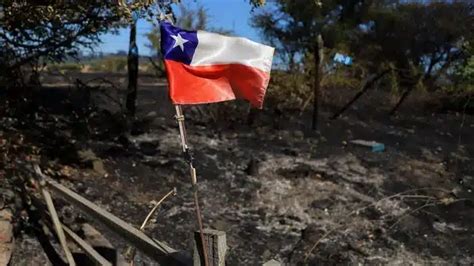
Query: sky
xmin=96 ymin=0 xmax=263 ymax=56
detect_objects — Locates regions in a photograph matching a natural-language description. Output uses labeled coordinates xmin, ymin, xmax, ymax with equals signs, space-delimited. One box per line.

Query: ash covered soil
xmin=3 ymin=74 xmax=474 ymax=265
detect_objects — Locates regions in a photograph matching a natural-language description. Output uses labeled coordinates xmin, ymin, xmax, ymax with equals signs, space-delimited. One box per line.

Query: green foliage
xmin=48 ymin=56 xmax=162 ymax=75
xmin=456 ymin=41 xmax=474 ymax=86
xmin=323 ymin=69 xmax=361 ymax=91
xmin=267 ymin=67 xmax=362 ymax=110
xmin=459 ymin=57 xmax=474 ymax=85
xmin=0 ymin=1 xmax=123 ymax=70
xmin=267 ymin=71 xmax=311 ymax=109
xmin=90 ymin=57 xmax=128 ymax=73
xmin=253 ymin=0 xmax=473 ymax=95
xmin=355 ymin=1 xmax=473 ymax=94
xmin=0 ymin=0 xmax=181 ymax=86
xmin=251 ymin=0 xmax=368 ymax=70
xmin=146 ymin=28 xmax=162 ymax=57
xmin=49 ymin=63 xmax=83 ymax=74
xmin=250 ymin=0 xmax=267 ymax=7
xmin=176 ymin=3 xmax=208 ymax=30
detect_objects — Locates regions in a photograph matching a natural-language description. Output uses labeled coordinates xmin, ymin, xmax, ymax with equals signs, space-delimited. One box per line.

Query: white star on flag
xmin=171 ymin=33 xmax=189 ymax=51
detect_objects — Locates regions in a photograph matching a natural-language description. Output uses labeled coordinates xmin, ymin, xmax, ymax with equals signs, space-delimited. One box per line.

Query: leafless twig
xmin=303 ymin=187 xmax=455 ymax=262
xmin=139 ymin=188 xmax=177 ymax=230
xmin=127 ymin=187 xmax=177 ymax=265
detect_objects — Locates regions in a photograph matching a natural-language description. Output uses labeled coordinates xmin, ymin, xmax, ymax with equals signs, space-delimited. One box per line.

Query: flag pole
xmin=174 ymin=105 xmax=209 ymax=266
xmin=157 ymin=6 xmax=209 ymax=264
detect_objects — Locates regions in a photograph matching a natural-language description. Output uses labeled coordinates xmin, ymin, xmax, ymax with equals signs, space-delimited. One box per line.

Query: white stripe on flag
xmin=190 ymin=31 xmax=274 ymax=73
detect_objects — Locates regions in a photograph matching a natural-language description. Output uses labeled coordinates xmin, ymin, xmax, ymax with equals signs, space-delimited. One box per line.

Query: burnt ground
xmin=2 ymin=72 xmax=474 ymax=265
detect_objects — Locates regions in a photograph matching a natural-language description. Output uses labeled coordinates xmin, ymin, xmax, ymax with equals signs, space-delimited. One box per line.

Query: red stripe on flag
xmin=164 ymin=60 xmax=270 ymax=108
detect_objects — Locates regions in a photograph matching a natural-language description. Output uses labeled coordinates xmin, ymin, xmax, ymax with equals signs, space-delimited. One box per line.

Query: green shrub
xmin=266 ymin=70 xmax=311 ymax=110
xmin=322 ymin=70 xmax=361 ymax=90
xmin=267 ymin=66 xmax=363 ymax=111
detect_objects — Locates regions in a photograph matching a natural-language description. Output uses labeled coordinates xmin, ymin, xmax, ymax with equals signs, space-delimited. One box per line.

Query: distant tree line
xmin=0 ymin=0 xmax=471 ymax=123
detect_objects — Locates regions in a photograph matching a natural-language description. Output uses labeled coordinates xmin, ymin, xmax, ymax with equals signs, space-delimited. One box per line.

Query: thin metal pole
xmin=174 ymin=105 xmax=209 ymax=266
xmin=158 ymin=10 xmax=208 ymax=265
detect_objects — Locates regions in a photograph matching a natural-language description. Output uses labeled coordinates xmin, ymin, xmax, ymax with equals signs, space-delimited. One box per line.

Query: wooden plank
xmin=34 ymin=164 xmax=76 ymax=265
xmin=44 ymin=178 xmax=191 ymax=266
xmin=28 ymin=193 xmax=115 ymax=266
xmin=62 ymin=225 xmax=113 ymax=266
xmin=41 ymin=187 xmax=76 ymax=266
xmin=193 ymin=229 xmax=227 ymax=266
xmin=81 ymin=223 xmax=128 ymax=265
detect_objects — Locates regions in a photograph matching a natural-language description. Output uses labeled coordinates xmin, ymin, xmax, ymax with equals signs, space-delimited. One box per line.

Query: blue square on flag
xmin=160 ymin=22 xmax=198 ymax=65
xmin=159 ymin=22 xmax=275 ymax=109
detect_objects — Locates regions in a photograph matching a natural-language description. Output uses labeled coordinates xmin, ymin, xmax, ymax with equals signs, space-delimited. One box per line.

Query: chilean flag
xmin=160 ymin=22 xmax=274 ymax=109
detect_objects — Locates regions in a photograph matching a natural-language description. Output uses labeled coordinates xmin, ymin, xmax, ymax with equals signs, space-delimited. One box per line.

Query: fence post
xmin=193 ymin=229 xmax=227 ymax=266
